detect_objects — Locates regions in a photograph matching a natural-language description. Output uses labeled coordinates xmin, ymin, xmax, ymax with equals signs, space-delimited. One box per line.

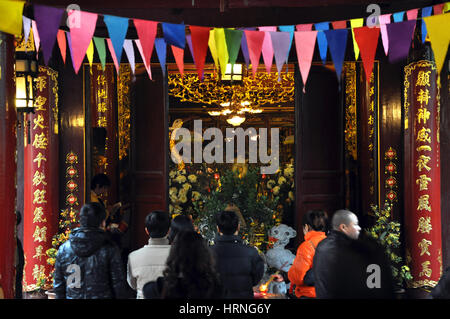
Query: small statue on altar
xmin=265 ymin=224 xmax=297 ymax=272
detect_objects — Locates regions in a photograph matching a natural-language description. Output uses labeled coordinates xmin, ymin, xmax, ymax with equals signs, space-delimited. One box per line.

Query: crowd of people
xmin=50 ymin=175 xmax=450 ymax=299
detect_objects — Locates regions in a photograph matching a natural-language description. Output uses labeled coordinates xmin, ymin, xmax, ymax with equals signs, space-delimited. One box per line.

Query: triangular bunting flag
xmin=0 ymin=0 xmax=25 ymax=35
xmin=270 ymin=31 xmax=291 ymax=80
xmin=171 ymin=45 xmax=185 ymax=77
xmin=135 ymin=39 xmax=152 ymax=79
xmin=393 ymin=11 xmax=405 ymax=23
xmin=423 ymin=14 xmax=450 ymax=75
xmin=186 ymin=35 xmax=195 ymax=64
xmin=133 ymin=19 xmax=157 ymax=67
xmin=224 ymin=28 xmax=243 ymax=66
xmin=353 ymin=26 xmax=380 ymax=83
xmin=379 ymin=14 xmax=391 ymax=56
xmin=69 ymin=10 xmax=98 ymax=74
xmin=190 ymin=25 xmax=210 ymax=80
xmin=239 ymin=27 xmax=256 ymax=68
xmin=123 ymin=39 xmax=135 ymax=75
xmin=296 ymin=24 xmax=313 ymax=31
xmin=315 ymin=22 xmax=329 ymax=64
xmin=445 ymin=2 xmax=450 ymax=13
xmin=214 ymin=28 xmax=229 ymax=77
xmin=56 ymin=30 xmax=66 ymax=64
xmin=407 ymin=9 xmax=419 ymax=20
xmin=421 ymin=7 xmax=433 ymax=43
xmin=332 ymin=20 xmax=347 ymax=29
xmin=106 ymin=38 xmax=120 ymax=73
xmin=350 ymin=18 xmax=364 ymax=60
xmin=387 ymin=20 xmax=416 ymax=63
xmin=245 ymin=30 xmax=265 ymax=78
xmin=162 ymin=22 xmax=185 ymax=49
xmin=86 ymin=40 xmax=94 ymax=71
xmin=434 ymin=3 xmax=445 ymax=15
xmin=23 ymin=16 xmax=31 ymax=45
xmin=278 ymin=25 xmax=295 ymax=61
xmin=155 ymin=38 xmax=167 ymax=77
xmin=103 ymin=15 xmax=129 ymax=70
xmin=34 ymin=5 xmax=64 ymax=65
xmin=93 ymin=37 xmax=106 ymax=71
xmin=66 ymin=31 xmax=76 ymax=71
xmin=324 ymin=29 xmax=348 ymax=84
xmin=294 ymin=30 xmax=317 ymax=92
xmin=208 ymin=29 xmax=219 ymax=71
xmin=259 ymin=26 xmax=276 ymax=74
xmin=31 ymin=20 xmax=40 ymax=56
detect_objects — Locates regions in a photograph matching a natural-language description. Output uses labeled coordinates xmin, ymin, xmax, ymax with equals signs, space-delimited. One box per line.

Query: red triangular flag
xmin=296 ymin=24 xmax=313 ymax=31
xmin=171 ymin=45 xmax=184 ymax=77
xmin=332 ymin=20 xmax=347 ymax=29
xmin=433 ymin=3 xmax=444 ymax=15
xmin=244 ymin=30 xmax=265 ymax=78
xmin=56 ymin=29 xmax=67 ymax=64
xmin=189 ymin=25 xmax=210 ymax=80
xmin=353 ymin=26 xmax=380 ymax=83
xmin=133 ymin=19 xmax=157 ymax=67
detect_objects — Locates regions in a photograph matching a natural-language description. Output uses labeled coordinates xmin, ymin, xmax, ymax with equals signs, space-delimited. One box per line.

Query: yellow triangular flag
xmin=350 ymin=18 xmax=364 ymax=60
xmin=444 ymin=2 xmax=450 ymax=13
xmin=86 ymin=40 xmax=94 ymax=73
xmin=423 ymin=14 xmax=450 ymax=75
xmin=0 ymin=0 xmax=25 ymax=35
xmin=208 ymin=29 xmax=219 ymax=72
xmin=214 ymin=28 xmax=229 ymax=77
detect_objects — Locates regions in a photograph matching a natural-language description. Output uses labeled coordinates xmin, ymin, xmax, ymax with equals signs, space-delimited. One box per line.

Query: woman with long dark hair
xmin=167 ymin=215 xmax=195 ymax=244
xmin=143 ymin=230 xmax=223 ymax=299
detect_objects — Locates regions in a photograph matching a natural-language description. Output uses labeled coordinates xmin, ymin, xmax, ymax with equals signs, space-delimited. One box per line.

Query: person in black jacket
xmin=210 ymin=210 xmax=265 ymax=299
xmin=313 ymin=209 xmax=394 ymax=299
xmin=53 ymin=202 xmax=129 ymax=299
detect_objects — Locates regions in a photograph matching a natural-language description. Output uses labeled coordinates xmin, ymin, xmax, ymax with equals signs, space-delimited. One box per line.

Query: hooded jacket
xmin=53 ymin=227 xmax=128 ymax=299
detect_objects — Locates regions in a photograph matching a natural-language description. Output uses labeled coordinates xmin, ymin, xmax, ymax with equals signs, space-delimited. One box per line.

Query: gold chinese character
xmin=369 ymin=86 xmax=374 ymax=96
xmin=417 ymin=108 xmax=431 ymax=124
xmin=33 ymin=207 xmax=47 ymax=223
xmin=368 ymin=115 xmax=374 ymax=125
xmin=33 ymin=189 xmax=47 ymax=205
xmin=416 ymin=71 xmax=431 ymax=87
xmin=416 ymin=145 xmax=432 ymax=152
xmin=33 ymin=152 xmax=47 ymax=168
xmin=97 ymin=89 xmax=107 ymax=99
xmin=33 ymin=114 xmax=46 ymax=130
xmin=32 ymin=264 xmax=46 ymax=281
xmin=417 ymin=89 xmax=431 ymax=105
xmin=36 ymin=76 xmax=47 ymax=92
xmin=416 ymin=174 xmax=432 ymax=191
xmin=369 ymin=101 xmax=374 ymax=112
xmin=32 ymin=171 xmax=47 ymax=187
xmin=417 ymin=216 xmax=432 ymax=234
xmin=418 ymin=239 xmax=432 ymax=256
xmin=97 ymin=116 xmax=107 ymax=127
xmin=416 ymin=127 xmax=431 ymax=143
xmin=416 ymin=155 xmax=432 ymax=172
xmin=33 ymin=245 xmax=46 ymax=261
xmin=34 ymin=96 xmax=47 ymax=111
xmin=419 ymin=261 xmax=432 ymax=278
xmin=32 ymin=132 xmax=48 ymax=149
xmin=97 ymin=102 xmax=108 ymax=113
xmin=32 ymin=225 xmax=47 ymax=242
xmin=97 ymin=75 xmax=106 ymax=86
xmin=417 ymin=194 xmax=432 ymax=212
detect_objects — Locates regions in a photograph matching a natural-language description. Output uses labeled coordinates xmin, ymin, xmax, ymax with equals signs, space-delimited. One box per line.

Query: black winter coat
xmin=211 ymin=235 xmax=264 ymax=299
xmin=53 ymin=227 xmax=129 ymax=299
xmin=313 ymin=230 xmax=395 ymax=299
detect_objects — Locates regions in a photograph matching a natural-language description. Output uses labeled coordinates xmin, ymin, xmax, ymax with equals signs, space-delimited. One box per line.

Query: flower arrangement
xmin=365 ymin=202 xmax=413 ymax=288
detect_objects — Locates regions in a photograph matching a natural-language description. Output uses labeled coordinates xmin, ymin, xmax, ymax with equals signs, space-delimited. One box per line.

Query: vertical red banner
xmin=23 ymin=67 xmax=59 ymax=292
xmin=404 ymin=60 xmax=442 ymax=288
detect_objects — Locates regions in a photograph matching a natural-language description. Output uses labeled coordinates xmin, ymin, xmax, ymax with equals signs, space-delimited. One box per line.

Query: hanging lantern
xmin=15 ymin=51 xmax=38 ymax=113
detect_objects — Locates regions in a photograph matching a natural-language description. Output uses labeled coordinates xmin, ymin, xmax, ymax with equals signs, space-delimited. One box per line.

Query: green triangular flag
xmin=93 ymin=37 xmax=106 ymax=71
xmin=224 ymin=28 xmax=243 ymax=66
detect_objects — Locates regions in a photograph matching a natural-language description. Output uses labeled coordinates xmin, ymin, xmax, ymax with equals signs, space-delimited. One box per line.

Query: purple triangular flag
xmin=123 ymin=39 xmax=135 ymax=75
xmin=186 ymin=34 xmax=196 ymax=65
xmin=34 ymin=5 xmax=64 ymax=65
xmin=387 ymin=20 xmax=416 ymax=63
xmin=270 ymin=31 xmax=291 ymax=81
xmin=23 ymin=16 xmax=31 ymax=46
xmin=66 ymin=31 xmax=76 ymax=71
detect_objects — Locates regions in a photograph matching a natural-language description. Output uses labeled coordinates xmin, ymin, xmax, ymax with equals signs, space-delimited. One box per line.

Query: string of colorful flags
xmin=0 ymin=0 xmax=449 ymax=89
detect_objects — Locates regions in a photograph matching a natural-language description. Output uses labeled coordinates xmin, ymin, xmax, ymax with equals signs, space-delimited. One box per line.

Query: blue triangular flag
xmin=155 ymin=38 xmax=167 ymax=76
xmin=103 ymin=15 xmax=129 ymax=66
xmin=315 ymin=22 xmax=329 ymax=64
xmin=421 ymin=6 xmax=433 ymax=43
xmin=324 ymin=29 xmax=348 ymax=84
xmin=279 ymin=25 xmax=295 ymax=61
xmin=393 ymin=11 xmax=405 ymax=22
xmin=162 ymin=22 xmax=185 ymax=49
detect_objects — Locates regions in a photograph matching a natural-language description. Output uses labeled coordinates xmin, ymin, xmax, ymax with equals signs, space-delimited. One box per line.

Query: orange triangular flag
xmin=353 ymin=26 xmax=380 ymax=83
xmin=171 ymin=45 xmax=184 ymax=77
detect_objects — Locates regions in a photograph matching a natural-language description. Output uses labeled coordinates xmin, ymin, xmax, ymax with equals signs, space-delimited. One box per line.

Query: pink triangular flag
xmin=245 ymin=30 xmax=265 ymax=78
xmin=353 ymin=26 xmax=380 ymax=83
xmin=133 ymin=19 xmax=157 ymax=67
xmin=296 ymin=24 xmax=313 ymax=31
xmin=332 ymin=20 xmax=347 ymax=29
xmin=407 ymin=9 xmax=419 ymax=20
xmin=259 ymin=26 xmax=276 ymax=74
xmin=135 ymin=39 xmax=152 ymax=79
xmin=294 ymin=31 xmax=317 ymax=93
xmin=56 ymin=29 xmax=66 ymax=64
xmin=107 ymin=38 xmax=120 ymax=73
xmin=31 ymin=20 xmax=40 ymax=56
xmin=69 ymin=10 xmax=98 ymax=74
xmin=379 ymin=14 xmax=391 ymax=56
xmin=171 ymin=45 xmax=184 ymax=77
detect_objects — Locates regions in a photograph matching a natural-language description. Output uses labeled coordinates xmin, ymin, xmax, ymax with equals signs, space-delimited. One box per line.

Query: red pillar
xmin=0 ymin=33 xmax=18 ymax=299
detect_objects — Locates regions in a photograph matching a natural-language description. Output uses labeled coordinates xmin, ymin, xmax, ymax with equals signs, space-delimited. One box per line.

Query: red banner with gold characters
xmin=23 ymin=66 xmax=59 ymax=292
xmin=404 ymin=60 xmax=442 ymax=288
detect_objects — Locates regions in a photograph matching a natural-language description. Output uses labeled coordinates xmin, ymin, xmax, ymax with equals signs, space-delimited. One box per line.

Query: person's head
xmin=302 ymin=210 xmax=329 ymax=235
xmin=91 ymin=173 xmax=111 ymax=196
xmin=167 ymin=215 xmax=195 ymax=244
xmin=80 ymin=202 xmax=107 ymax=228
xmin=145 ymin=210 xmax=170 ymax=238
xmin=331 ymin=209 xmax=361 ymax=239
xmin=216 ymin=210 xmax=239 ymax=235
